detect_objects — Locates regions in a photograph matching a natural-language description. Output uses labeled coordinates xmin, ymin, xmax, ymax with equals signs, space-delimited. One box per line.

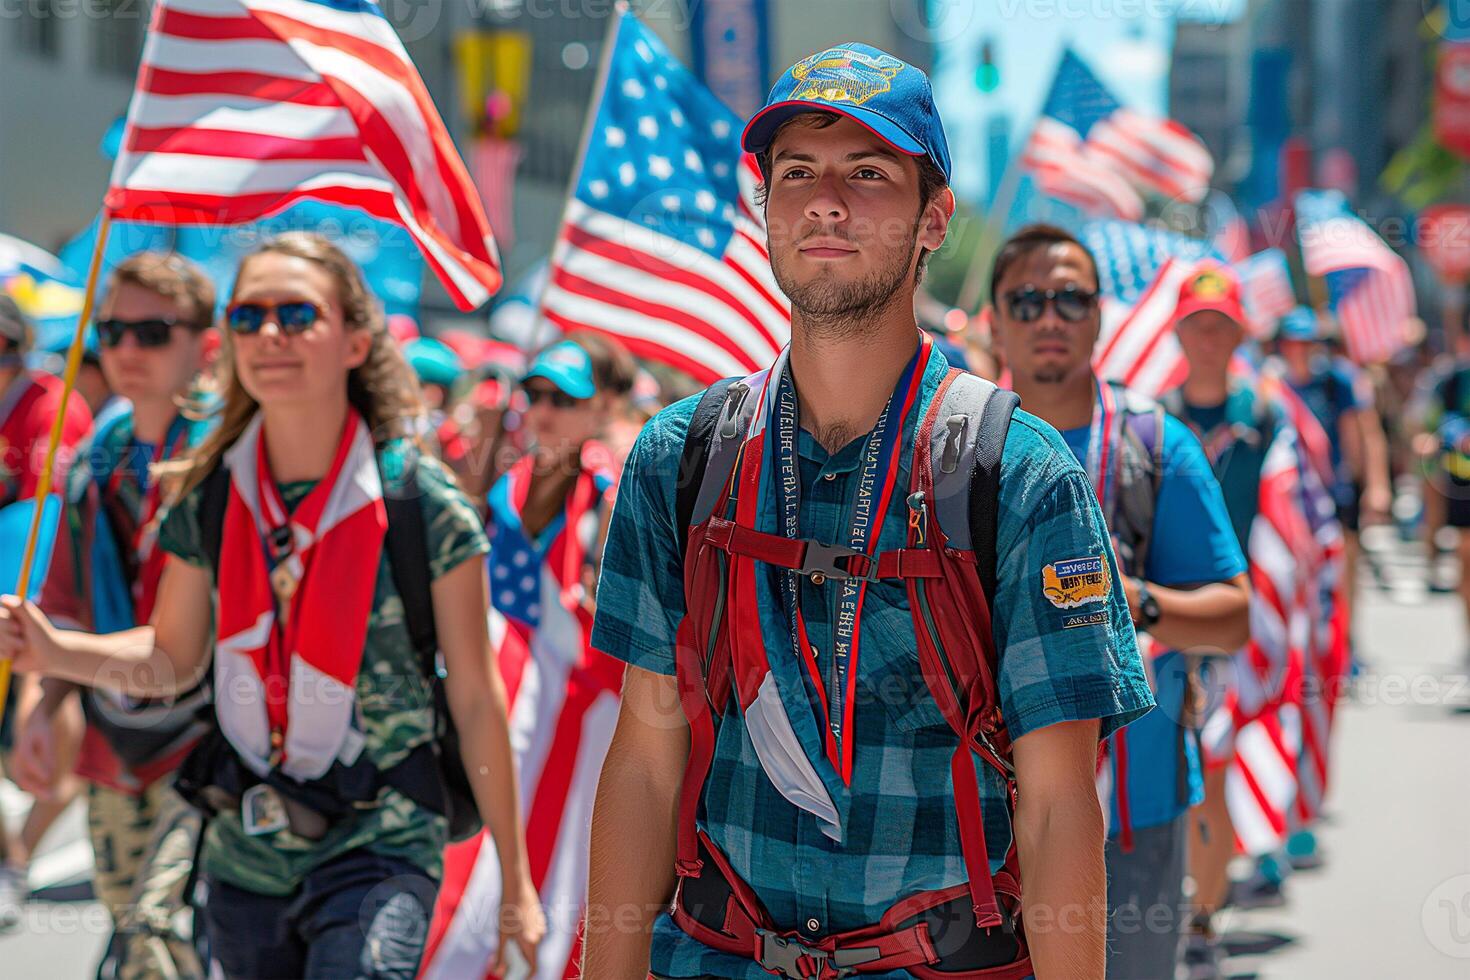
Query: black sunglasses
xmin=95 ymin=317 xmax=179 ymax=349
xmin=225 ymin=301 xmax=323 ymax=336
xmin=523 ymin=385 xmax=581 ymax=409
xmin=1004 ymin=286 xmax=1098 ymax=324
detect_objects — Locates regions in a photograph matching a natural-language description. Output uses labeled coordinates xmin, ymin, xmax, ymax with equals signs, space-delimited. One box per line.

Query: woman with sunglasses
xmin=432 ymin=333 xmax=632 ymax=979
xmin=0 ymin=233 xmax=543 ymax=979
xmin=15 ymin=252 xmax=216 ymax=978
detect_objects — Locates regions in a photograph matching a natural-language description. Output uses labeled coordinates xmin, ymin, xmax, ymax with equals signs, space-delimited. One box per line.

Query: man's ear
xmin=919 ymin=188 xmax=955 ymax=253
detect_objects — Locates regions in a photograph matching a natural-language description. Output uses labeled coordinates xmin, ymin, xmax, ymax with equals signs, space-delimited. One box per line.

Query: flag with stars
xmin=1081 ymin=219 xmax=1223 ymax=396
xmin=422 ymin=449 xmax=623 ymax=980
xmin=540 ymin=10 xmax=789 ymax=383
xmin=1023 ymin=49 xmax=1213 ymax=219
xmin=1294 ymin=189 xmax=1416 ymax=365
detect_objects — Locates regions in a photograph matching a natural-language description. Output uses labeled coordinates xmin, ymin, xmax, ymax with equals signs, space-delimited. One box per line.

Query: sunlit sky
xmin=930 ymin=0 xmax=1247 ymax=202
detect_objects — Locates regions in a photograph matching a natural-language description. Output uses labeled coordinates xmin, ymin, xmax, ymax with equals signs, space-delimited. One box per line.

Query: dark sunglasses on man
xmin=1003 ymin=285 xmax=1098 ymax=324
xmin=95 ymin=317 xmax=180 ymax=349
xmin=225 ymin=301 xmax=323 ymax=336
xmin=522 ymin=384 xmax=583 ymax=410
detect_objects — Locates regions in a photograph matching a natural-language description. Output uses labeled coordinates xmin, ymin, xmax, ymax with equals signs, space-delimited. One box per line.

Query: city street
xmin=2 ymin=536 xmax=1467 ymax=978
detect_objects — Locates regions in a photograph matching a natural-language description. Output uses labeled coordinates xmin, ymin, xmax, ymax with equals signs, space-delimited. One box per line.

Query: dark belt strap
xmin=702 ymin=517 xmax=946 ymax=583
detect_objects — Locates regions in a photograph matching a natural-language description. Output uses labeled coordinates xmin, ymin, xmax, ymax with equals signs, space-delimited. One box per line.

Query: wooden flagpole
xmin=0 ymin=213 xmax=112 ymax=717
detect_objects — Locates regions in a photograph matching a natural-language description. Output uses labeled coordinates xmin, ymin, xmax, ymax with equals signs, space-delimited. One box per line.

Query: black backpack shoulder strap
xmin=383 ymin=487 xmax=437 ymax=669
xmin=675 ymin=377 xmax=749 ymax=563
xmin=198 ymin=465 xmax=232 ymax=577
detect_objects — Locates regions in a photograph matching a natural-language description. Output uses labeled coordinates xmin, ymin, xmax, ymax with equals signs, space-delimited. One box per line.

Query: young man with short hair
xmin=990 ymin=227 xmax=1250 ymax=980
xmin=12 ymin=253 xmax=216 ymax=977
xmin=585 ymin=47 xmax=1153 ymax=980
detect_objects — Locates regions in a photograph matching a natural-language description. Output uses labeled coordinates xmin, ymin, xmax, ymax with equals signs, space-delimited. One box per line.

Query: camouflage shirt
xmin=157 ymin=439 xmax=489 ymax=896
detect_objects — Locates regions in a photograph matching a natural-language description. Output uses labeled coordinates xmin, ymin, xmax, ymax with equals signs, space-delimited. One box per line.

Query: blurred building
xmin=1170 ymin=0 xmax=1432 ymax=209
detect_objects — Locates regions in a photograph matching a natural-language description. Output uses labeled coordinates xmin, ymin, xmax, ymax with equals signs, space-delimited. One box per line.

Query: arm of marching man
xmin=585 ymin=665 xmax=687 ymax=979
xmin=583 ymin=403 xmax=694 ymax=978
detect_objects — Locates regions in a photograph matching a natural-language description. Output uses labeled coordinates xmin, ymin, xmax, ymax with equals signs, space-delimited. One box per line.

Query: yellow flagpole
xmin=0 ymin=212 xmax=112 ymax=717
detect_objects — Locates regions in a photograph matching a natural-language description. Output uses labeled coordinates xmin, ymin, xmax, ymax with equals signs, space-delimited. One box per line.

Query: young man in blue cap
xmin=586 ymin=46 xmax=1153 ymax=979
xmin=989 ymin=229 xmax=1250 ymax=980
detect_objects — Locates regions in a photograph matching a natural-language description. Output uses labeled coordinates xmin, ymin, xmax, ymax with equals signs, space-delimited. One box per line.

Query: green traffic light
xmin=976 ymin=64 xmax=1000 ymax=92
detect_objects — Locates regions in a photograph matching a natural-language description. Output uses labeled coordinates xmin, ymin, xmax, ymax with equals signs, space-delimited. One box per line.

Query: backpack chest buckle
xmin=798 ymin=541 xmax=877 ymax=586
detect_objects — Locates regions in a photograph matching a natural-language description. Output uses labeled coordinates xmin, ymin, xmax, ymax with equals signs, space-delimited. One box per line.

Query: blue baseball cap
xmin=741 ymin=43 xmax=952 ymax=182
xmin=1278 ymin=307 xmax=1323 ymax=342
xmin=522 ymin=339 xmax=595 ymax=400
xmin=403 ymin=337 xmax=465 ymax=389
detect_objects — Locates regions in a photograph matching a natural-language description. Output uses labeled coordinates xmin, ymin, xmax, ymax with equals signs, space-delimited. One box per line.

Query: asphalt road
xmin=1 ymin=535 xmax=1466 ymax=978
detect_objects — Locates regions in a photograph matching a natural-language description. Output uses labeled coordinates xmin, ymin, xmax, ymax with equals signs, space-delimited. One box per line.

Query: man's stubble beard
xmin=771 ymin=223 xmax=919 ymax=340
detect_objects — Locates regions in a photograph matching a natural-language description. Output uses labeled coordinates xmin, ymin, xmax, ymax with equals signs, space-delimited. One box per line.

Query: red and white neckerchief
xmin=214 ymin=410 xmax=386 ymax=781
xmin=114 ymin=420 xmax=190 ymax=624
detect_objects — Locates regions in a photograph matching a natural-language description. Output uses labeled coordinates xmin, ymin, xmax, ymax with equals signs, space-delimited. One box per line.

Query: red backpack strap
xmin=906 ymin=369 xmax=1022 ymax=930
xmin=671 ymin=374 xmax=763 ymax=878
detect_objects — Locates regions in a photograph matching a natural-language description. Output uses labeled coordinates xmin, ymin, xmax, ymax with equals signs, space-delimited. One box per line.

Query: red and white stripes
xmin=108 ymin=0 xmax=500 ymax=309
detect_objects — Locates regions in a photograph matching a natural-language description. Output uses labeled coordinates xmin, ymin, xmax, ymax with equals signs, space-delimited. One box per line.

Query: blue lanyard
xmin=768 ymin=336 xmax=928 ymax=782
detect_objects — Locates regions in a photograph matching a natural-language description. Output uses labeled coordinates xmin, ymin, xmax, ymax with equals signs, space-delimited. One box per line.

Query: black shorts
xmin=1447 ymin=476 xmax=1470 ymax=529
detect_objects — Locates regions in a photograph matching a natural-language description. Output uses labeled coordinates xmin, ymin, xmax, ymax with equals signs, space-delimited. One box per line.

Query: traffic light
xmin=975 ymin=38 xmax=999 ymax=93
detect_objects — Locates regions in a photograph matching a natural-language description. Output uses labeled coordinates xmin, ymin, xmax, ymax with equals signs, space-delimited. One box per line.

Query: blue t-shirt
xmin=1061 ymin=411 xmax=1246 ymax=832
xmin=1284 ymin=354 xmax=1370 ymax=497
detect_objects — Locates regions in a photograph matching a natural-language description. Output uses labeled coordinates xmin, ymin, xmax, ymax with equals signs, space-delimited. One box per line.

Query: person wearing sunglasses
xmin=451 ymin=333 xmax=631 ymax=978
xmin=11 ymin=252 xmax=217 ymax=977
xmin=0 ymin=293 xmax=93 ymax=930
xmin=991 ymin=225 xmax=1250 ymax=980
xmin=0 ymin=233 xmax=544 ymax=979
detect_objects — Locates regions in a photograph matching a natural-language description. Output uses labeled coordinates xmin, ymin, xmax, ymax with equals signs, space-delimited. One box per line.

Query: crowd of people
xmin=0 ymin=42 xmax=1463 ymax=980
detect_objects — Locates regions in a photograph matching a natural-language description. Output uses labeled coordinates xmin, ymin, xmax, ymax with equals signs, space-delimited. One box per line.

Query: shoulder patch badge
xmin=1042 ymin=555 xmax=1111 ymax=610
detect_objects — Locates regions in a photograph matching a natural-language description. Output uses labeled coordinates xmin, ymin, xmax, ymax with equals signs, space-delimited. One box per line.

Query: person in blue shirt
xmin=1271 ymin=308 xmax=1391 ymax=651
xmin=990 ymin=225 xmax=1250 ymax=980
xmin=585 ymin=47 xmax=1154 ymax=980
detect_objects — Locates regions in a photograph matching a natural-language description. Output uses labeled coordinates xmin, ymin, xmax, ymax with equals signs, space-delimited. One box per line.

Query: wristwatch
xmin=1132 ymin=578 xmax=1161 ymax=630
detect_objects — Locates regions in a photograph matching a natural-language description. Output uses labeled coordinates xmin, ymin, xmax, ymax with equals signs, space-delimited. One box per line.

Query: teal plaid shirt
xmin=592 ymin=359 xmax=1153 ymax=979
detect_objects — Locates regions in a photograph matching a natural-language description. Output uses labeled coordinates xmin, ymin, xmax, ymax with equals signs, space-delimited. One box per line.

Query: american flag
xmin=106 ymin=0 xmax=500 ymax=310
xmin=421 ymin=451 xmax=623 ymax=980
xmin=1081 ymin=220 xmax=1222 ymax=396
xmin=1023 ymin=50 xmax=1212 ymax=219
xmin=1236 ymin=248 xmax=1297 ymax=338
xmin=1227 ymin=415 xmax=1313 ymax=856
xmin=1294 ymin=189 xmax=1416 ymax=365
xmin=540 ymin=10 xmax=789 ymax=383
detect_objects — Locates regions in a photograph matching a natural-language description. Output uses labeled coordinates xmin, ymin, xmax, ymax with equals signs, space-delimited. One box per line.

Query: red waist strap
xmin=672 ymin=831 xmax=1031 ymax=980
